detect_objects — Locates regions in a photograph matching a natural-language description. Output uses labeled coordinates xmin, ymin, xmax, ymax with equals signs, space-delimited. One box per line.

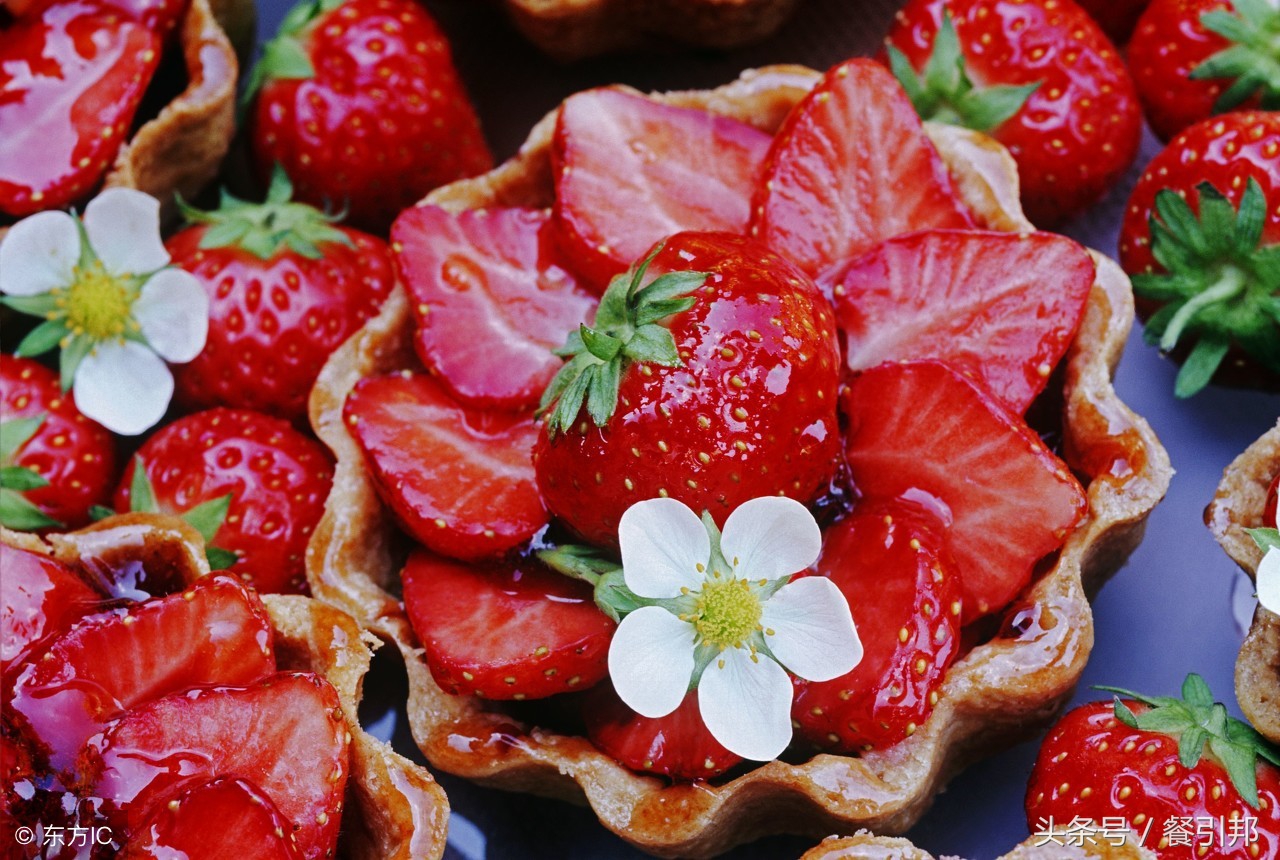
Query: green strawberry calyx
xmin=1191 ymin=0 xmax=1280 ymax=114
xmin=1132 ymin=178 xmax=1280 ymax=397
xmin=1098 ymin=673 xmax=1280 ymax=808
xmin=240 ymin=0 xmax=342 ymax=110
xmin=1251 ymin=527 xmax=1280 ymax=553
xmin=178 ymin=168 xmax=352 ymax=262
xmin=539 ymin=243 xmax=707 ymax=438
xmin=0 ymin=414 xmax=64 ymax=531
xmin=886 ymin=9 xmax=1040 ymax=133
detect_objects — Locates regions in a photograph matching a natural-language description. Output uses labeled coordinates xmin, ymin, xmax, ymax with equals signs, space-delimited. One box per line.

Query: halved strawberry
xmin=401 ymin=548 xmax=615 ymax=700
xmin=392 ymin=205 xmax=596 ymax=412
xmin=842 ymin=360 xmax=1087 ymax=622
xmin=791 ymin=499 xmax=962 ymax=752
xmin=749 ymin=58 xmax=974 ymax=278
xmin=9 ymin=576 xmax=275 ymax=771
xmin=1 ymin=546 xmax=102 ymax=682
xmin=582 ymin=684 xmax=741 ymax=780
xmin=121 ymin=777 xmax=304 ymax=860
xmin=552 ymin=87 xmax=772 ymax=290
xmin=344 ymin=372 xmax=547 ymax=561
xmin=828 ymin=229 xmax=1096 ymax=414
xmin=88 ymin=672 xmax=349 ymax=860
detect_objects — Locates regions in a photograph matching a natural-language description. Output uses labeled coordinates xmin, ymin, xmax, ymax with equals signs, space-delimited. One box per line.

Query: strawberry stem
xmin=1159 ymin=264 xmax=1246 ymax=351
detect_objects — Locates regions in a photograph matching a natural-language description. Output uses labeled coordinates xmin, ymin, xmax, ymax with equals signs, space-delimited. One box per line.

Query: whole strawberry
xmin=882 ymin=0 xmax=1143 ymax=226
xmin=244 ymin=0 xmax=492 ymax=233
xmin=533 ymin=232 xmax=841 ymax=549
xmin=1127 ymin=0 xmax=1280 ymax=142
xmin=114 ymin=408 xmax=334 ymax=594
xmin=169 ymin=170 xmax=396 ymax=424
xmin=1118 ymin=111 xmax=1280 ymax=396
xmin=1026 ymin=675 xmax=1280 ymax=859
xmin=0 ymin=355 xmax=117 ymax=531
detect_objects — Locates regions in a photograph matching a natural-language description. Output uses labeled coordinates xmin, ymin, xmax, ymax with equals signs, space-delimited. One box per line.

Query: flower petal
xmin=73 ymin=340 xmax=172 ymax=435
xmin=135 ymin=268 xmax=209 ymax=363
xmin=760 ymin=577 xmax=862 ymax=682
xmin=1259 ymin=548 xmax=1280 ymax=616
xmin=698 ymin=646 xmax=793 ymax=761
xmin=84 ymin=189 xmax=169 ymax=276
xmin=0 ymin=210 xmax=79 ymax=296
xmin=720 ymin=496 xmax=821 ymax=583
xmin=608 ymin=606 xmax=696 ymax=718
xmin=618 ymin=497 xmax=709 ymax=599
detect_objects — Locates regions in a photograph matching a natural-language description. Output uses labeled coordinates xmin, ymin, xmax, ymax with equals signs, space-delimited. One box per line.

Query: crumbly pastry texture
xmin=306 ymin=65 xmax=1172 ymax=858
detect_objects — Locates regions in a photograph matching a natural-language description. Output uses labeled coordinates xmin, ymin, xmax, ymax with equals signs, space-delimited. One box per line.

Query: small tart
xmin=306 ymin=65 xmax=1171 ymax=857
xmin=1206 ymin=420 xmax=1280 ymax=743
xmin=1 ymin=515 xmax=449 ymax=860
xmin=801 ymin=831 xmax=1155 ymax=860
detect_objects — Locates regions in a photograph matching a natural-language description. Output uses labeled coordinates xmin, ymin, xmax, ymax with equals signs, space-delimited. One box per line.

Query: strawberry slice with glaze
xmin=749 ymin=58 xmax=975 ymax=278
xmin=828 ymin=229 xmax=1096 ymax=414
xmin=9 ymin=576 xmax=275 ymax=771
xmin=88 ymin=672 xmax=349 ymax=860
xmin=552 ymin=87 xmax=772 ymax=290
xmin=843 ymin=360 xmax=1087 ymax=622
xmin=1 ymin=546 xmax=103 ymax=683
xmin=393 ymin=205 xmax=597 ymax=412
xmin=344 ymin=372 xmax=548 ymax=561
xmin=121 ymin=778 xmax=305 ymax=860
xmin=401 ymin=548 xmax=615 ymax=700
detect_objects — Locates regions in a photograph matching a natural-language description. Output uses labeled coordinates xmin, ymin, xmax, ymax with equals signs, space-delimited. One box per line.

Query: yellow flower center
xmin=692 ymin=575 xmax=762 ymax=650
xmin=63 ymin=262 xmax=133 ymax=341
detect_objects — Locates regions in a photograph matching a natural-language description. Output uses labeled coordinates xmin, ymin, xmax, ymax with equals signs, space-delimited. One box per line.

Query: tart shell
xmin=800 ymin=831 xmax=1154 ymax=860
xmin=306 ymin=65 xmax=1171 ymax=857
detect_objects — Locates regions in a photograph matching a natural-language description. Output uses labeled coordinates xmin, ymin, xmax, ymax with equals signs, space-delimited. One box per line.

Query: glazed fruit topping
xmin=1 ymin=546 xmax=103 ymax=683
xmin=402 ymin=548 xmax=615 ymax=700
xmin=843 ymin=360 xmax=1088 ymax=622
xmin=344 ymin=372 xmax=548 ymax=561
xmin=1266 ymin=473 xmax=1278 ymax=529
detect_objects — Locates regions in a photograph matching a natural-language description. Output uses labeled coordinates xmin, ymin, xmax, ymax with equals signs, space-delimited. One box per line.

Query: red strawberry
xmin=8 ymin=0 xmax=187 ymax=33
xmin=121 ymin=777 xmax=304 ymax=860
xmin=749 ymin=58 xmax=974 ymax=278
xmin=582 ymin=684 xmax=742 ymax=780
xmin=401 ymin=548 xmax=615 ymax=700
xmin=0 ymin=1 xmax=162 ymax=216
xmin=842 ymin=360 xmax=1087 ymax=622
xmin=392 ymin=205 xmax=596 ymax=412
xmin=533 ymin=231 xmax=842 ymax=549
xmin=344 ymin=372 xmax=547 ymax=561
xmin=882 ymin=0 xmax=1143 ymax=226
xmin=9 ymin=575 xmax=275 ymax=771
xmin=1025 ymin=675 xmax=1280 ymax=859
xmin=828 ymin=229 xmax=1095 ymax=414
xmin=1073 ymin=0 xmax=1152 ymax=44
xmin=169 ymin=173 xmax=397 ymax=425
xmin=1 ymin=355 xmax=118 ymax=531
xmin=1266 ymin=473 xmax=1278 ymax=529
xmin=115 ymin=408 xmax=334 ymax=593
xmin=552 ymin=88 xmax=772 ymax=291
xmin=791 ymin=499 xmax=962 ymax=752
xmin=1117 ymin=112 xmax=1280 ymax=396
xmin=244 ymin=0 xmax=492 ymax=233
xmin=1 ymin=545 xmax=102 ymax=682
xmin=88 ymin=672 xmax=349 ymax=860
xmin=1127 ymin=0 xmax=1278 ymax=142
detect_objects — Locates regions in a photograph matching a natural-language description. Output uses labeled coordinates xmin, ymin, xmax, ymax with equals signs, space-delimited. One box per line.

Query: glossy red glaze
xmin=0 ymin=546 xmax=102 ymax=683
xmin=121 ymin=777 xmax=304 ymax=859
xmin=1265 ymin=473 xmax=1278 ymax=529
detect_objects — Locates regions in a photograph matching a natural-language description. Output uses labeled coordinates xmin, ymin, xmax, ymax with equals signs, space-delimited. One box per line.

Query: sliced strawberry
xmin=121 ymin=777 xmax=304 ymax=860
xmin=401 ymin=548 xmax=615 ymax=700
xmin=582 ymin=684 xmax=741 ymax=780
xmin=791 ymin=499 xmax=962 ymax=752
xmin=392 ymin=205 xmax=596 ymax=412
xmin=88 ymin=672 xmax=349 ymax=860
xmin=552 ymin=87 xmax=772 ymax=290
xmin=9 ymin=576 xmax=275 ymax=771
xmin=344 ymin=372 xmax=548 ymax=561
xmin=1 ymin=546 xmax=103 ymax=682
xmin=749 ymin=58 xmax=975 ymax=278
xmin=842 ymin=361 xmax=1087 ymax=622
xmin=828 ymin=230 xmax=1096 ymax=414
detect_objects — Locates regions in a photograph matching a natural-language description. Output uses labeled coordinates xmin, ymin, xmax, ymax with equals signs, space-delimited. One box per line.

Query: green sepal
xmin=89 ymin=504 xmax=116 ymax=522
xmin=205 ymin=546 xmax=239 ymax=571
xmin=1175 ymin=336 xmax=1230 ymax=398
xmin=1190 ymin=0 xmax=1280 ymax=114
xmin=1 ymin=294 xmax=59 ymax=317
xmin=126 ymin=459 xmax=235 ymax=569
xmin=238 ymin=0 xmax=341 ymax=111
xmin=1 ymin=415 xmax=44 ymax=461
xmin=0 ymin=489 xmax=62 ymax=531
xmin=536 ymin=544 xmax=647 ymax=623
xmin=127 ymin=459 xmax=159 ymax=514
xmin=16 ymin=320 xmax=68 ymax=359
xmin=1249 ymin=527 xmax=1280 ymax=553
xmin=59 ymin=337 xmax=90 ymax=393
xmin=1 ymin=466 xmax=49 ymax=491
xmin=181 ymin=494 xmax=232 ymax=546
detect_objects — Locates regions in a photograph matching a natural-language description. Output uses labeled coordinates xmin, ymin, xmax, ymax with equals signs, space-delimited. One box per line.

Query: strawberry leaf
xmin=205 ymin=547 xmax=239 ymax=571
xmin=0 ymin=488 xmax=62 ymax=531
xmin=0 ymin=466 xmax=49 ymax=491
xmin=0 ymin=415 xmax=44 ymax=462
xmin=181 ymin=494 xmax=232 ymax=546
xmin=1249 ymin=527 xmax=1280 ymax=553
xmin=128 ymin=459 xmax=159 ymax=513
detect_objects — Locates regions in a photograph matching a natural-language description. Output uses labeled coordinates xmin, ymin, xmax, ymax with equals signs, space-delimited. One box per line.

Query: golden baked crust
xmin=306 ymin=65 xmax=1171 ymax=857
xmin=500 ymin=0 xmax=802 ymax=62
xmin=1205 ymin=420 xmax=1280 ymax=743
xmin=0 ymin=516 xmax=449 ymax=860
xmin=800 ymin=831 xmax=1155 ymax=860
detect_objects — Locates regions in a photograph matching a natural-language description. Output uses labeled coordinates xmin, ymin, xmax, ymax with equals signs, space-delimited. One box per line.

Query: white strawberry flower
xmin=0 ymin=189 xmax=207 ymax=436
xmin=608 ymin=496 xmax=862 ymax=761
xmin=1257 ymin=547 xmax=1280 ymax=615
